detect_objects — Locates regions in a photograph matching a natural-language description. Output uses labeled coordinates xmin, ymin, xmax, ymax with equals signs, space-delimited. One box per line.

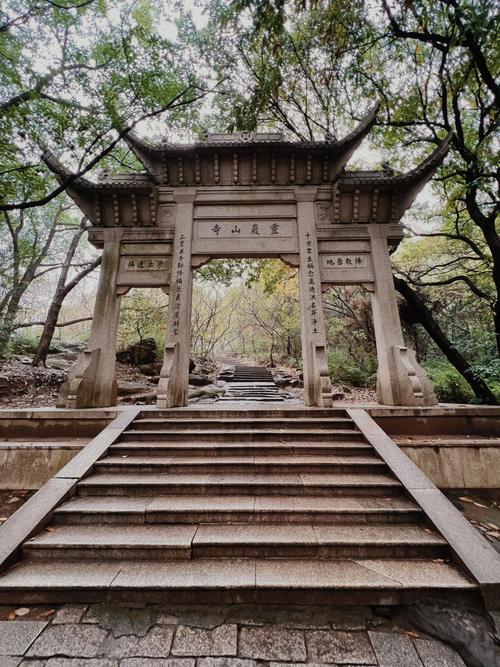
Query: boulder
xmin=117 ymin=380 xmax=151 ymax=395
xmin=119 ymin=389 xmax=157 ymax=404
xmin=331 ymin=388 xmax=345 ymax=401
xmin=189 ymin=384 xmax=225 ymax=400
xmin=45 ymin=351 xmax=78 ymax=370
xmin=189 ymin=373 xmax=212 ymax=386
xmin=138 ymin=362 xmax=161 ymax=377
xmin=116 ymin=338 xmax=158 ymax=365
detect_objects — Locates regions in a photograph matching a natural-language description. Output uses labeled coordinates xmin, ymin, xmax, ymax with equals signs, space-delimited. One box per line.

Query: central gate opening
xmin=189 ymin=258 xmax=302 ymax=403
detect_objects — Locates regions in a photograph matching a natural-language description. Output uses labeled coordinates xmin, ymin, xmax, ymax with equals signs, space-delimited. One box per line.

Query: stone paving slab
xmin=414 ymin=638 xmax=467 ymax=667
xmin=368 ymin=631 xmax=422 ymax=666
xmin=121 ymin=660 xmax=195 ymax=667
xmin=0 ymin=621 xmax=47 ymax=656
xmin=1 ymin=658 xmax=22 ymax=667
xmin=0 ymin=604 xmax=473 ymax=666
xmin=198 ymin=659 xmax=258 ymax=667
xmin=44 ymin=660 xmax=118 ymax=666
xmin=25 ymin=624 xmax=109 ymax=658
xmin=306 ymin=630 xmax=377 ymax=665
xmin=105 ymin=625 xmax=175 ymax=658
xmin=239 ymin=626 xmax=307 ymax=661
xmin=171 ymin=624 xmax=238 ymax=656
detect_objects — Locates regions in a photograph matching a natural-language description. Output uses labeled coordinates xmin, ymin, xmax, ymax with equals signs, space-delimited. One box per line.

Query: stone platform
xmin=1 ymin=405 xmax=499 ymax=491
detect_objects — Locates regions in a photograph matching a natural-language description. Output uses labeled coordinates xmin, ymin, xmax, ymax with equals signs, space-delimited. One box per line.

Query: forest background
xmin=0 ymin=0 xmax=498 ymax=404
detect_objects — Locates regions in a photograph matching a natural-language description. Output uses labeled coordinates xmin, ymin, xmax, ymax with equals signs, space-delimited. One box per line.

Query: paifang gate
xmin=44 ymin=105 xmax=453 ymax=410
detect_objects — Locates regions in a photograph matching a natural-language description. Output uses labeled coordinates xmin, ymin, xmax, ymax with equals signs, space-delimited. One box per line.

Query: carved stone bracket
xmin=57 ymin=349 xmax=103 ymax=409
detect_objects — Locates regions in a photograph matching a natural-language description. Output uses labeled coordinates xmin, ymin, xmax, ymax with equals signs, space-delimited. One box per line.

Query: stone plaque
xmin=192 ymin=219 xmax=298 ymax=254
xmin=198 ymin=220 xmax=294 ymax=238
xmin=321 ymin=254 xmax=368 ymax=269
xmin=319 ymin=252 xmax=373 ymax=284
xmin=117 ymin=255 xmax=171 ymax=287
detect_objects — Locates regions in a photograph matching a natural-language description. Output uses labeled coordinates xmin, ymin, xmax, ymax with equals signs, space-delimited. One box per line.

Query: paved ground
xmin=0 ymin=603 xmax=468 ymax=665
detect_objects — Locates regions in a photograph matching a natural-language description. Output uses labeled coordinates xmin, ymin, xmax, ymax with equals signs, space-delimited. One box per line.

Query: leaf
xmin=38 ymin=609 xmax=56 ymax=619
xmin=14 ymin=607 xmax=30 ymax=617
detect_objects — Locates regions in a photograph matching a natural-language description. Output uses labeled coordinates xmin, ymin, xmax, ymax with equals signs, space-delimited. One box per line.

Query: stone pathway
xmin=0 ymin=604 xmax=468 ymax=666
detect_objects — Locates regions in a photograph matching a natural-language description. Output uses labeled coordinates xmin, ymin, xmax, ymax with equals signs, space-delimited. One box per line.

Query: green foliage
xmin=1 ymin=0 xmax=205 ymax=209
xmin=327 ymin=349 xmax=377 ymax=387
xmin=425 ymin=361 xmax=475 ymax=404
xmin=6 ymin=332 xmax=39 ymax=356
xmin=117 ymin=289 xmax=168 ymax=352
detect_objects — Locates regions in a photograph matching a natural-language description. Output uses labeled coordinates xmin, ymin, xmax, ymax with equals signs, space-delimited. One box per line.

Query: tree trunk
xmin=32 ymin=256 xmax=100 ymax=367
xmin=395 ymin=277 xmax=497 ymax=404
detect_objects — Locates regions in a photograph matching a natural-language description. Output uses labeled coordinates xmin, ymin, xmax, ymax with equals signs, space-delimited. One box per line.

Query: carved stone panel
xmin=319 ymin=240 xmax=373 ymax=285
xmin=117 ymin=242 xmax=172 ymax=287
xmin=192 ymin=219 xmax=298 ymax=254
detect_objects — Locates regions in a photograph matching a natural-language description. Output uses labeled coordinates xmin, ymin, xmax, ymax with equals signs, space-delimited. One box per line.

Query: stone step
xmin=0 ymin=558 xmax=477 ymax=605
xmin=76 ymin=472 xmax=402 ymax=497
xmin=110 ymin=440 xmax=374 ymax=457
xmin=192 ymin=523 xmax=448 ymax=559
xmin=222 ymin=391 xmax=282 ymax=395
xmin=23 ymin=524 xmax=195 ymax=560
xmin=95 ymin=454 xmax=386 ymax=475
xmin=53 ymin=495 xmax=423 ymax=525
xmin=217 ymin=397 xmax=287 ymax=402
xmin=140 ymin=409 xmax=348 ymax=419
xmin=120 ymin=429 xmax=366 ymax=443
xmin=23 ymin=523 xmax=448 ymax=561
xmin=130 ymin=418 xmax=358 ymax=431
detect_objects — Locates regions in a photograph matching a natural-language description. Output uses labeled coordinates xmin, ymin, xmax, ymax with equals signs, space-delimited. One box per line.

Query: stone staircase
xmin=219 ymin=365 xmax=286 ymax=402
xmin=0 ymin=408 xmax=477 ymax=604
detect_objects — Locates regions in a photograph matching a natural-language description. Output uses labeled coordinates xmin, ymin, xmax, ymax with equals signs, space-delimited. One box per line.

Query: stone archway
xmin=45 ymin=116 xmax=453 ymax=409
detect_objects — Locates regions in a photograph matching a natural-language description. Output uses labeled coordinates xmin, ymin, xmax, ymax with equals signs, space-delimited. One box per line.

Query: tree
xmin=0 ymin=200 xmax=68 ymax=355
xmin=185 ymin=0 xmax=498 ymax=401
xmin=31 ymin=217 xmax=101 ymax=367
xmin=1 ymin=0 xmax=209 ymax=211
xmin=375 ymin=0 xmax=499 ymax=354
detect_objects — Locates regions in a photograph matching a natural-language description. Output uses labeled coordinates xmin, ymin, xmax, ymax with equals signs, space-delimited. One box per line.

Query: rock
xmin=117 ymin=380 xmax=151 ymax=395
xmin=189 ymin=374 xmax=212 ymax=386
xmin=48 ymin=351 xmax=78 ymax=362
xmin=189 ymin=385 xmax=225 ymax=399
xmin=189 ymin=358 xmax=196 ymax=372
xmin=290 ymin=378 xmax=302 ymax=388
xmin=137 ymin=362 xmax=161 ymax=376
xmin=116 ymin=338 xmax=158 ymax=365
xmin=48 ymin=340 xmax=86 ymax=354
xmin=407 ymin=598 xmax=497 ymax=667
xmin=45 ymin=351 xmax=78 ymax=370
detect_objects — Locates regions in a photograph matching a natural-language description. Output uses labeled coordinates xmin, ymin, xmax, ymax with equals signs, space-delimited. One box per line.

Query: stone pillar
xmin=369 ymin=224 xmax=437 ymax=406
xmin=296 ymin=188 xmax=333 ymax=407
xmin=58 ymin=228 xmax=123 ymax=408
xmin=157 ymin=189 xmax=196 ymax=408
